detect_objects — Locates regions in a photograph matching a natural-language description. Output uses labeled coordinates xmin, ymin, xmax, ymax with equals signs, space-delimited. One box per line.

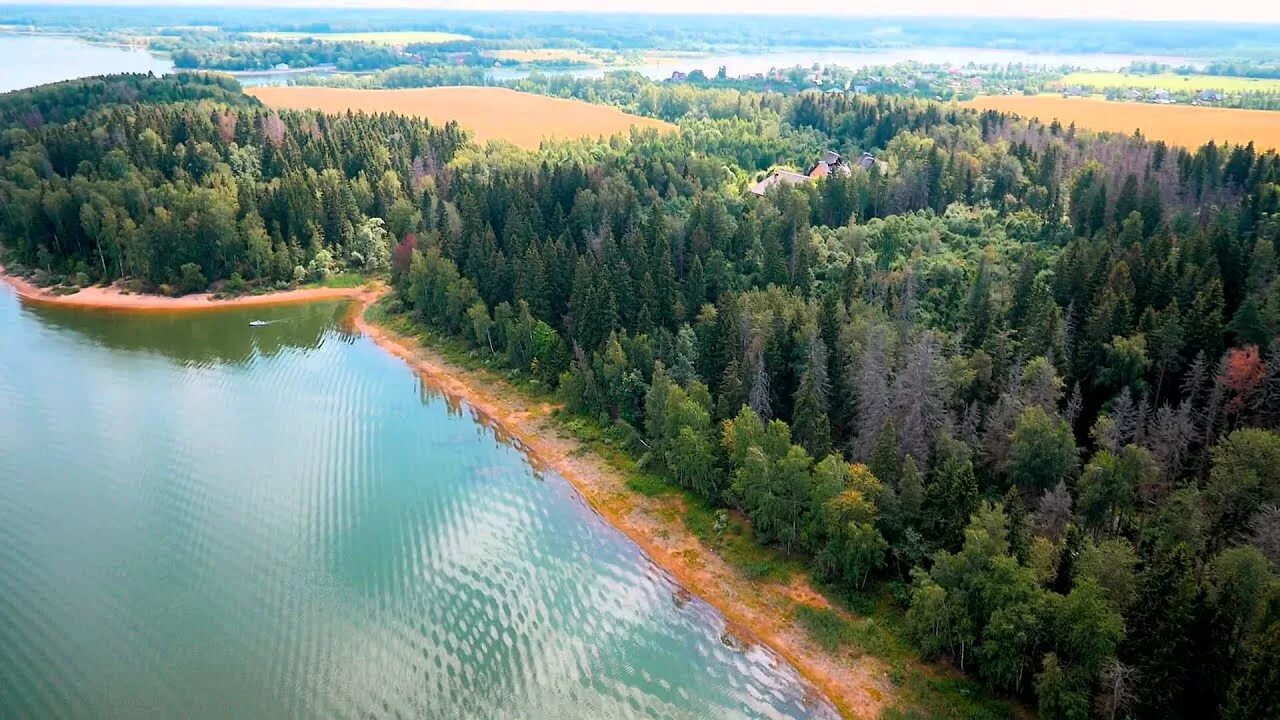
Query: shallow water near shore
xmin=0 ymin=286 xmax=835 ymax=719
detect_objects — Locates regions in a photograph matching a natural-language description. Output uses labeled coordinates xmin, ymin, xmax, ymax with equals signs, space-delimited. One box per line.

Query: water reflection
xmin=21 ymin=299 xmax=352 ymax=368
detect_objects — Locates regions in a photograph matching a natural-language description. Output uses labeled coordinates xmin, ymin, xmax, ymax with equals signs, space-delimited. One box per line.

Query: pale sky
xmin=16 ymin=0 xmax=1280 ymax=24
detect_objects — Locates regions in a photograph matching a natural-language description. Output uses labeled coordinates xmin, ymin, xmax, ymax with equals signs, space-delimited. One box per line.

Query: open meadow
xmin=964 ymin=95 xmax=1280 ymax=149
xmin=247 ymin=85 xmax=675 ymax=149
xmin=1058 ymin=71 xmax=1280 ymax=93
xmin=246 ymin=31 xmax=470 ymax=45
xmin=486 ymin=48 xmax=606 ymax=65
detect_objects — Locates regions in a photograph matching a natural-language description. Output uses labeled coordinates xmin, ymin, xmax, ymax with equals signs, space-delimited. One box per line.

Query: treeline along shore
xmin=1 ymin=72 xmax=1278 ymax=720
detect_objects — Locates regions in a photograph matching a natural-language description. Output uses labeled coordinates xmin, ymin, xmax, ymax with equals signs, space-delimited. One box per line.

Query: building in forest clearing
xmin=751 ymin=150 xmax=885 ymax=195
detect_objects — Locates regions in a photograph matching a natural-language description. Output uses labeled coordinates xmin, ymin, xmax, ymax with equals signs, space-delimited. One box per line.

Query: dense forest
xmin=2 ymin=73 xmax=1278 ymax=720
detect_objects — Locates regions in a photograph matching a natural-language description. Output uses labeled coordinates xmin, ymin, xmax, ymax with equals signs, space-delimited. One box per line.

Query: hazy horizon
xmin=3 ymin=0 xmax=1278 ymax=24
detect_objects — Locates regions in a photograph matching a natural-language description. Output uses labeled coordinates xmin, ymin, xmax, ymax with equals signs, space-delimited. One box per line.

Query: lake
xmin=0 ymin=286 xmax=834 ymax=719
xmin=0 ymin=34 xmax=173 ymax=93
xmin=490 ymin=47 xmax=1193 ymax=82
xmin=0 ymin=33 xmax=1188 ymax=92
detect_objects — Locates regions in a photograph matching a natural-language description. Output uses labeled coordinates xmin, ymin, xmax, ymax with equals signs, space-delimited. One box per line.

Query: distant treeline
xmin=1128 ymin=60 xmax=1280 ymax=79
xmin=167 ymin=38 xmax=404 ymax=72
xmin=4 ymin=4 xmax=1280 ymax=56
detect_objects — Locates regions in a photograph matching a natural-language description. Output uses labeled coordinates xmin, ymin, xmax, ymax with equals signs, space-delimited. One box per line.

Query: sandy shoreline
xmin=347 ymin=295 xmax=893 ymax=719
xmin=0 ymin=270 xmax=368 ymax=312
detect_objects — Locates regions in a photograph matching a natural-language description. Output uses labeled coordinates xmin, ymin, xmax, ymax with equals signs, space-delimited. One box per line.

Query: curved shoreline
xmin=1 ymin=271 xmax=890 ymax=718
xmin=346 ymin=294 xmax=892 ymax=720
xmin=0 ymin=271 xmax=368 ymax=313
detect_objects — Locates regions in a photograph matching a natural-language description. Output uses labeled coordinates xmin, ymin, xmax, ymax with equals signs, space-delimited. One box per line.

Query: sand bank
xmin=1 ymin=271 xmax=367 ymax=312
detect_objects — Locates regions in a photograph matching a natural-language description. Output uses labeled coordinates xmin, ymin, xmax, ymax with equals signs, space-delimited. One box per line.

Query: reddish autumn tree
xmin=391 ymin=233 xmax=417 ymax=280
xmin=1219 ymin=345 xmax=1266 ymax=414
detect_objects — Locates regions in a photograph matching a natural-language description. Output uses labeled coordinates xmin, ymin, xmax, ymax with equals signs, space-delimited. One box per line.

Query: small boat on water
xmin=249 ymin=320 xmax=269 ymax=327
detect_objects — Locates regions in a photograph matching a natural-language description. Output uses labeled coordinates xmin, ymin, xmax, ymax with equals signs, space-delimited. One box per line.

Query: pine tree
xmin=792 ymin=369 xmax=832 ymax=459
xmin=898 ymin=455 xmax=925 ymax=525
xmin=870 ymin=419 xmax=900 ymax=487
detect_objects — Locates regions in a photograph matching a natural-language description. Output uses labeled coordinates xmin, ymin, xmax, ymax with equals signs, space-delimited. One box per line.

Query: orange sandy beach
xmin=0 ymin=271 xmax=369 ymax=312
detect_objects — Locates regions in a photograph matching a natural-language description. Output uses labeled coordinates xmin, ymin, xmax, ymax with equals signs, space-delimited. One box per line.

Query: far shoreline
xmin=0 ymin=269 xmax=370 ymax=313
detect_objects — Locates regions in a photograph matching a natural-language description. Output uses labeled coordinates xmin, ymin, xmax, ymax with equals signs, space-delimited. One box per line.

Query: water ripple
xmin=0 ymin=288 xmax=836 ymax=720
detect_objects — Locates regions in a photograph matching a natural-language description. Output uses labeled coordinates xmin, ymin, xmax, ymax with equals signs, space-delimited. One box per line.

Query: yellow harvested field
xmin=963 ymin=95 xmax=1280 ymax=150
xmin=1057 ymin=72 xmax=1280 ymax=93
xmin=247 ymin=86 xmax=675 ymax=150
xmin=487 ymin=48 xmax=603 ymax=65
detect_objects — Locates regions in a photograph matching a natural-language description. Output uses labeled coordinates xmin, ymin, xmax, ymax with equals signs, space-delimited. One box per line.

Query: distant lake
xmin=491 ymin=47 xmax=1193 ymax=81
xmin=0 ymin=288 xmax=836 ymax=719
xmin=0 ymin=34 xmax=173 ymax=93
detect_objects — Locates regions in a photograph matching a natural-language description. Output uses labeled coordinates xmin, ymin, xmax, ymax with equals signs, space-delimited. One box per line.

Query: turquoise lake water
xmin=0 ymin=286 xmax=834 ymax=719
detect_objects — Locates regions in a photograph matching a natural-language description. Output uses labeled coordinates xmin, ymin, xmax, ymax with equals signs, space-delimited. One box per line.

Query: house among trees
xmin=808 ymin=149 xmax=851 ymax=179
xmin=749 ymin=169 xmax=811 ymax=195
xmin=856 ymin=152 xmax=888 ymax=174
xmin=752 ymin=150 xmax=886 ymax=195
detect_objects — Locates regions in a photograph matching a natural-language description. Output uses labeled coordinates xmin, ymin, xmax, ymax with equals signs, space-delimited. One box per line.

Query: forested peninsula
xmin=2 ymin=73 xmax=1278 ymax=720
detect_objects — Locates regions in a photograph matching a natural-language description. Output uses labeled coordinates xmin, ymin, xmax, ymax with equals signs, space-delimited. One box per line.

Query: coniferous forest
xmin=2 ymin=73 xmax=1279 ymax=719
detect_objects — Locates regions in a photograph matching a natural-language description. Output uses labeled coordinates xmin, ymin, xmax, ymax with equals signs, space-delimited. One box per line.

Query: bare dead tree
xmin=1248 ymin=504 xmax=1280 ymax=569
xmin=894 ymin=331 xmax=948 ymax=467
xmin=1035 ymin=481 xmax=1074 ymax=541
xmin=982 ymin=391 xmax=1023 ymax=474
xmin=1095 ymin=658 xmax=1138 ymax=720
xmin=853 ymin=323 xmax=894 ymax=461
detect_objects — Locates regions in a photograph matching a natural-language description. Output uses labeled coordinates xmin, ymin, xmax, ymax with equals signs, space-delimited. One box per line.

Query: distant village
xmin=1059 ymin=85 xmax=1226 ymax=105
xmin=663 ymin=60 xmax=1275 ymax=110
xmin=665 ymin=60 xmax=1059 ymax=102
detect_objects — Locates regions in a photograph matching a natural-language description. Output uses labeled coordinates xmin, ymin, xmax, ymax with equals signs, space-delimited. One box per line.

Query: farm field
xmin=964 ymin=95 xmax=1280 ymax=149
xmin=1058 ymin=71 xmax=1280 ymax=93
xmin=487 ymin=48 xmax=606 ymax=65
xmin=246 ymin=31 xmax=470 ymax=45
xmin=247 ymin=86 xmax=675 ymax=149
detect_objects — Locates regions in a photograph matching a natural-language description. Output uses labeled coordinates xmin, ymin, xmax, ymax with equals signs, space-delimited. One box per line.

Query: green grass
xmin=1059 ymin=71 xmax=1280 ymax=93
xmin=794 ymin=602 xmax=1015 ymax=720
xmin=795 ymin=605 xmax=851 ymax=651
xmin=248 ymin=31 xmax=470 ymax=45
xmin=625 ymin=472 xmax=677 ymax=497
xmin=315 ymin=272 xmax=364 ymax=289
xmin=680 ymin=498 xmax=802 ymax=581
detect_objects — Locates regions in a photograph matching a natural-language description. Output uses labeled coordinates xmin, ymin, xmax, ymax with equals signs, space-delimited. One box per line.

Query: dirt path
xmin=0 ymin=271 xmax=368 ymax=312
xmin=348 ymin=293 xmax=894 ymax=720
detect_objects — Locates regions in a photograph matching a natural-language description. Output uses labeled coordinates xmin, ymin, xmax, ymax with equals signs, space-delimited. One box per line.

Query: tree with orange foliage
xmin=1219 ymin=346 xmax=1267 ymax=415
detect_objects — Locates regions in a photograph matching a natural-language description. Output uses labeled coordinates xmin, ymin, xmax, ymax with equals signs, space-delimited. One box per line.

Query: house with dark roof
xmin=856 ymin=152 xmax=889 ymax=174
